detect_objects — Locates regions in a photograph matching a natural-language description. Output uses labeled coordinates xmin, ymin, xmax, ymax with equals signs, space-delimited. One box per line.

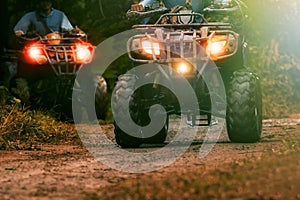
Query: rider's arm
xmin=13 ymin=12 xmax=33 ymax=36
xmin=61 ymin=12 xmax=74 ymax=32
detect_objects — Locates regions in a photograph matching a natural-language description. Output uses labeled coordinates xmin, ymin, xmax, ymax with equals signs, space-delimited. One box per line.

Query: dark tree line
xmin=1 ymin=0 xmax=300 ymax=53
xmin=0 ymin=0 xmax=9 ymax=53
xmin=0 ymin=0 xmax=133 ymax=48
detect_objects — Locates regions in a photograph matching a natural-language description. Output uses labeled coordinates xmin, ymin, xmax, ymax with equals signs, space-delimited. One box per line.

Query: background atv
xmin=10 ymin=31 xmax=108 ymax=120
xmin=112 ymin=0 xmax=262 ymax=147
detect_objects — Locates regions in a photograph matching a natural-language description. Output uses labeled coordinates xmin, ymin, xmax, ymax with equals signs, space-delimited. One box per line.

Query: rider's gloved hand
xmin=131 ymin=4 xmax=144 ymax=11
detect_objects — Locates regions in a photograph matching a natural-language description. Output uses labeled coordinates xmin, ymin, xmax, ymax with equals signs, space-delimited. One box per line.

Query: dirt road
xmin=1 ymin=116 xmax=300 ymax=200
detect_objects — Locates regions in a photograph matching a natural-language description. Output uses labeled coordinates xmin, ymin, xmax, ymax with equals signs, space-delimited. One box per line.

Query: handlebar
xmin=126 ymin=7 xmax=170 ymax=21
xmin=126 ymin=1 xmax=246 ymax=24
xmin=203 ymin=6 xmax=239 ymax=13
xmin=155 ymin=12 xmax=208 ymax=24
xmin=17 ymin=33 xmax=41 ymax=43
xmin=17 ymin=31 xmax=87 ymax=43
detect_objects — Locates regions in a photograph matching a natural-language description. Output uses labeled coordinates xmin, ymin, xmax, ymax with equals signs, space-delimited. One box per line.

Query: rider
xmin=131 ymin=0 xmax=205 ymax=24
xmin=14 ymin=0 xmax=73 ymax=37
xmin=131 ymin=0 xmax=204 ymax=13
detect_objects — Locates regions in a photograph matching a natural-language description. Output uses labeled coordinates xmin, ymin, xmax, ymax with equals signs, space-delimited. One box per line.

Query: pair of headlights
xmin=23 ymin=42 xmax=94 ymax=65
xmin=136 ymin=33 xmax=236 ymax=61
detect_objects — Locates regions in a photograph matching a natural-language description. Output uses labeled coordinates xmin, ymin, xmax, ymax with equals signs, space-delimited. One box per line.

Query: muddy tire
xmin=95 ymin=75 xmax=108 ymax=120
xmin=130 ymin=97 xmax=169 ymax=145
xmin=113 ymin=74 xmax=168 ymax=148
xmin=144 ymin=117 xmax=168 ymax=145
xmin=226 ymin=69 xmax=262 ymax=143
xmin=113 ymin=74 xmax=142 ymax=148
xmin=10 ymin=77 xmax=31 ymax=105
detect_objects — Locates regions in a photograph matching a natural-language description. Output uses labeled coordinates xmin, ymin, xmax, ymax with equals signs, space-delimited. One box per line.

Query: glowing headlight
xmin=141 ymin=39 xmax=161 ymax=56
xmin=206 ymin=34 xmax=236 ymax=59
xmin=75 ymin=43 xmax=94 ymax=64
xmin=23 ymin=43 xmax=47 ymax=65
xmin=174 ymin=61 xmax=193 ymax=75
xmin=206 ymin=35 xmax=228 ymax=58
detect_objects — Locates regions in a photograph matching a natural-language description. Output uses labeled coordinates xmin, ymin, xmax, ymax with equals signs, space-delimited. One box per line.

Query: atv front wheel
xmin=113 ymin=74 xmax=168 ymax=148
xmin=226 ymin=70 xmax=262 ymax=143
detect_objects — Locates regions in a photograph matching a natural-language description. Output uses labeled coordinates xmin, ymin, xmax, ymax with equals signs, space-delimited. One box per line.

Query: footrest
xmin=186 ymin=114 xmax=210 ymax=126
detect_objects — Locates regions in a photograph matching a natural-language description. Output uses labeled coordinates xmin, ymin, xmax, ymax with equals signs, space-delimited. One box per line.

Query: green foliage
xmin=249 ymin=40 xmax=300 ymax=117
xmin=57 ymin=0 xmax=134 ymax=44
xmin=0 ymin=87 xmax=79 ymax=150
xmin=245 ymin=0 xmax=300 ymax=117
xmin=0 ymin=86 xmax=10 ymax=105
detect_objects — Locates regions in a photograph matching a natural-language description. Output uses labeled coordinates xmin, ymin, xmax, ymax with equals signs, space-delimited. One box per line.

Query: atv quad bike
xmin=10 ymin=30 xmax=108 ymax=120
xmin=112 ymin=0 xmax=262 ymax=147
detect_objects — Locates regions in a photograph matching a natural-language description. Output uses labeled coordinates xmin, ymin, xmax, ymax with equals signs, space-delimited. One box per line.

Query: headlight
xmin=206 ymin=35 xmax=228 ymax=57
xmin=44 ymin=32 xmax=61 ymax=45
xmin=206 ymin=34 xmax=237 ymax=60
xmin=141 ymin=38 xmax=161 ymax=56
xmin=23 ymin=42 xmax=47 ymax=65
xmin=75 ymin=43 xmax=94 ymax=64
xmin=174 ymin=61 xmax=193 ymax=75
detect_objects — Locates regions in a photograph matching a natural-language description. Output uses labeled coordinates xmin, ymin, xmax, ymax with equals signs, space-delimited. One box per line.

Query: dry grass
xmin=0 ymin=86 xmax=80 ymax=150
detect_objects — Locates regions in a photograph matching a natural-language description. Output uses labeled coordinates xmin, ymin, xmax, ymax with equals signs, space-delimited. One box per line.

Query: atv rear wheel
xmin=113 ymin=74 xmax=168 ymax=148
xmin=10 ymin=77 xmax=31 ymax=105
xmin=95 ymin=75 xmax=108 ymax=120
xmin=226 ymin=69 xmax=262 ymax=143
